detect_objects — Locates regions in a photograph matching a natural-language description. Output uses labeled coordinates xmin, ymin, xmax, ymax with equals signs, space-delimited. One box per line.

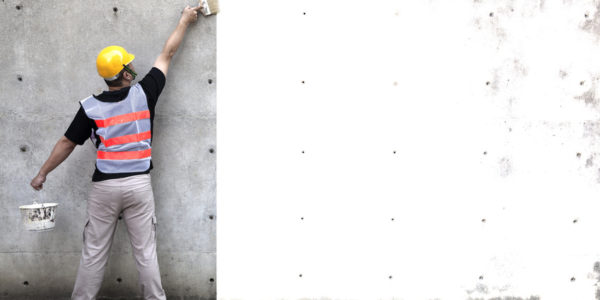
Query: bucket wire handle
xmin=36 ymin=191 xmax=45 ymax=207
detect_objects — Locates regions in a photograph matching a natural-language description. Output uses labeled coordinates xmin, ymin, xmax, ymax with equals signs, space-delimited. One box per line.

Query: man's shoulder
xmin=138 ymin=67 xmax=166 ymax=108
xmin=139 ymin=67 xmax=166 ymax=88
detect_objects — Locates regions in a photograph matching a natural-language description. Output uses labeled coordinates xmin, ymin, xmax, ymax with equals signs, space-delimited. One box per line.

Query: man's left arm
xmin=30 ymin=136 xmax=77 ymax=190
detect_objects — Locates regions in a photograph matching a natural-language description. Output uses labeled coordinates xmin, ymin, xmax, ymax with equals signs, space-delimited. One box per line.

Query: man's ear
xmin=123 ymin=71 xmax=133 ymax=81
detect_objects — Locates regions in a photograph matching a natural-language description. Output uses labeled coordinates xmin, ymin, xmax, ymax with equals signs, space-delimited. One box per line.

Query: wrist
xmin=179 ymin=19 xmax=191 ymax=26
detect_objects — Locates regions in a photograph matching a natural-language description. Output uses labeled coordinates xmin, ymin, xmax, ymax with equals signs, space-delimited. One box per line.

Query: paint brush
xmin=200 ymin=0 xmax=219 ymax=16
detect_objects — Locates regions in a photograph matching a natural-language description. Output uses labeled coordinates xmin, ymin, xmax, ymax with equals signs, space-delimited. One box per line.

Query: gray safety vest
xmin=80 ymin=84 xmax=152 ymax=173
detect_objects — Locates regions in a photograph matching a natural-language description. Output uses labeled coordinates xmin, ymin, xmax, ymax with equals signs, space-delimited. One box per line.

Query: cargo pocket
xmin=82 ymin=218 xmax=90 ymax=242
xmin=152 ymin=215 xmax=157 ymax=243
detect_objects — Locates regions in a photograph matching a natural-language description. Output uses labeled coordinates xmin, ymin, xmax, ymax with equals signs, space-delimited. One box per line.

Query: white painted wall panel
xmin=218 ymin=0 xmax=600 ymax=299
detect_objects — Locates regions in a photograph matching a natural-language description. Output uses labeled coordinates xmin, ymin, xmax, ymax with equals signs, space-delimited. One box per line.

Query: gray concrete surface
xmin=0 ymin=0 xmax=216 ymax=299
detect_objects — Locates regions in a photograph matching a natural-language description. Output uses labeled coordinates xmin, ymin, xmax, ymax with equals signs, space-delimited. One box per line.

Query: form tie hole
xmin=580 ymin=81 xmax=585 ymax=86
xmin=17 ymin=75 xmax=22 ymax=81
xmin=16 ymin=5 xmax=21 ymax=10
xmin=113 ymin=7 xmax=118 ymax=12
xmin=301 ymin=150 xmax=305 ymax=154
xmin=299 ymin=274 xmax=303 ymax=277
xmin=116 ymin=278 xmax=122 ymax=283
xmin=486 ymin=81 xmax=490 ymax=86
xmin=209 ymin=215 xmax=214 ymax=220
xmin=23 ymin=281 xmax=29 ymax=286
xmin=571 ymin=277 xmax=576 ymax=282
xmin=573 ymin=219 xmax=578 ymax=223
xmin=489 ymin=12 xmax=494 ymax=17
xmin=577 ymin=153 xmax=582 ymax=158
xmin=209 ymin=148 xmax=214 ymax=154
xmin=389 ymin=275 xmax=393 ymax=279
xmin=208 ymin=79 xmax=213 ymax=84
xmin=481 ymin=218 xmax=486 ymax=223
xmin=19 ymin=145 xmax=28 ymax=152
xmin=210 ymin=278 xmax=215 ymax=282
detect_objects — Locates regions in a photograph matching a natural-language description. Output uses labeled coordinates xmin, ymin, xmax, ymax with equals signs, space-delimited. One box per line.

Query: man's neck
xmin=108 ymin=83 xmax=131 ymax=92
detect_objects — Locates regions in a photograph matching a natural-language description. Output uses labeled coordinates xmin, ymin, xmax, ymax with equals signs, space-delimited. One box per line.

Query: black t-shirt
xmin=64 ymin=67 xmax=166 ymax=182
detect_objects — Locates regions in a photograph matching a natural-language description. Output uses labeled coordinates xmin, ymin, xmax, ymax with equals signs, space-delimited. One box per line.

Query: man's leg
xmin=121 ymin=174 xmax=166 ymax=300
xmin=72 ymin=180 xmax=122 ymax=300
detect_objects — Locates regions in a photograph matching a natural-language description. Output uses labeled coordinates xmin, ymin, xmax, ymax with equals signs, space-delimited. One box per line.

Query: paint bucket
xmin=19 ymin=199 xmax=59 ymax=232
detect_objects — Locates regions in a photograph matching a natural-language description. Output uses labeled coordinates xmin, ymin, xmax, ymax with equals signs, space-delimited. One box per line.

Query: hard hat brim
xmin=124 ymin=53 xmax=135 ymax=66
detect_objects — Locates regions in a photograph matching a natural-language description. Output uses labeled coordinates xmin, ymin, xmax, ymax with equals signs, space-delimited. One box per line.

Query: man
xmin=30 ymin=5 xmax=203 ymax=300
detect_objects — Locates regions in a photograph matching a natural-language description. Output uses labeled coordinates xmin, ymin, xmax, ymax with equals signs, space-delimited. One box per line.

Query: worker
xmin=29 ymin=5 xmax=204 ymax=300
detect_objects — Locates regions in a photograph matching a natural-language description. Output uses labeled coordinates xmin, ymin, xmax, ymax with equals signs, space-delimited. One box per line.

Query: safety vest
xmin=80 ymin=84 xmax=152 ymax=173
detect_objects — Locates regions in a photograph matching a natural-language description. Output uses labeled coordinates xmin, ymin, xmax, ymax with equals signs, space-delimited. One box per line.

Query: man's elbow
xmin=166 ymin=50 xmax=176 ymax=59
xmin=60 ymin=136 xmax=77 ymax=150
xmin=158 ymin=51 xmax=175 ymax=62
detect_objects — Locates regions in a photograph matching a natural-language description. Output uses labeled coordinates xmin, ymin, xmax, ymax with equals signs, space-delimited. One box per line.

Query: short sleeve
xmin=64 ymin=106 xmax=92 ymax=145
xmin=139 ymin=67 xmax=166 ymax=110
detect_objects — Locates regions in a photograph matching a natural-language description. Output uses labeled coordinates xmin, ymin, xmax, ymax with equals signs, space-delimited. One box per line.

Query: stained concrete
xmin=0 ymin=0 xmax=215 ymax=298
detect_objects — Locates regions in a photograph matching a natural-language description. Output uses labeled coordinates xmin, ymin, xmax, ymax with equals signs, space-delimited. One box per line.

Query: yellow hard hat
xmin=96 ymin=46 xmax=135 ymax=80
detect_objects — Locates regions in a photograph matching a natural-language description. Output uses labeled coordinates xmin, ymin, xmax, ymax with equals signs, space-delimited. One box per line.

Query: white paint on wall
xmin=218 ymin=0 xmax=600 ymax=299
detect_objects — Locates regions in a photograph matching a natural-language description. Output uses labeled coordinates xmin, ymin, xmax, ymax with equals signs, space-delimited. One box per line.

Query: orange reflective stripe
xmin=95 ymin=110 xmax=150 ymax=128
xmin=97 ymin=149 xmax=151 ymax=160
xmin=99 ymin=131 xmax=152 ymax=147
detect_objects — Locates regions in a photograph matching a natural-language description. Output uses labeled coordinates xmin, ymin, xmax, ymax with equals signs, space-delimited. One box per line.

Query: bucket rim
xmin=19 ymin=203 xmax=59 ymax=209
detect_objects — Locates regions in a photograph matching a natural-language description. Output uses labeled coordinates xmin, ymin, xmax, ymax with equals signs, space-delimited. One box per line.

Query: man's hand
xmin=30 ymin=173 xmax=46 ymax=191
xmin=180 ymin=5 xmax=202 ymax=25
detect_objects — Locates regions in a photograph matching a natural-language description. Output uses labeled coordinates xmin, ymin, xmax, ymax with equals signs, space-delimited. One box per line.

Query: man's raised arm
xmin=153 ymin=5 xmax=203 ymax=76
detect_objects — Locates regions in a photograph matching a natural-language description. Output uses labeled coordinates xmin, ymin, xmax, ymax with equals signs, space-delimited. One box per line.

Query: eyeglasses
xmin=122 ymin=64 xmax=138 ymax=80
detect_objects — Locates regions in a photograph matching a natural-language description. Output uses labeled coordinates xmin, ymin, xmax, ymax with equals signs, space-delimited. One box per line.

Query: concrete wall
xmin=0 ymin=0 xmax=216 ymax=299
xmin=217 ymin=0 xmax=600 ymax=299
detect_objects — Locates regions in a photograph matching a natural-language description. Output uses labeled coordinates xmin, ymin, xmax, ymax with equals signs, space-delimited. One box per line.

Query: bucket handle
xmin=34 ymin=191 xmax=46 ymax=208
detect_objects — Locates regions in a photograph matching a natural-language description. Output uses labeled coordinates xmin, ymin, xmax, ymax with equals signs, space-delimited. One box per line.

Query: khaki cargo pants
xmin=71 ymin=174 xmax=166 ymax=300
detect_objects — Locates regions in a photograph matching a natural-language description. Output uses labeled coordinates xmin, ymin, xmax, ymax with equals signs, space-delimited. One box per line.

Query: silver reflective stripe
xmin=97 ymin=157 xmax=152 ymax=174
xmin=80 ymin=84 xmax=152 ymax=173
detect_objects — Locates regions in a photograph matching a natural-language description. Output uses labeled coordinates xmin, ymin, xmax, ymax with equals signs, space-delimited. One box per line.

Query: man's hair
xmin=104 ymin=68 xmax=126 ymax=87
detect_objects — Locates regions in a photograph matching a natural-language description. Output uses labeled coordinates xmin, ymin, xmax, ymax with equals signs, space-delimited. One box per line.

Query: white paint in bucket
xmin=19 ymin=203 xmax=59 ymax=232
